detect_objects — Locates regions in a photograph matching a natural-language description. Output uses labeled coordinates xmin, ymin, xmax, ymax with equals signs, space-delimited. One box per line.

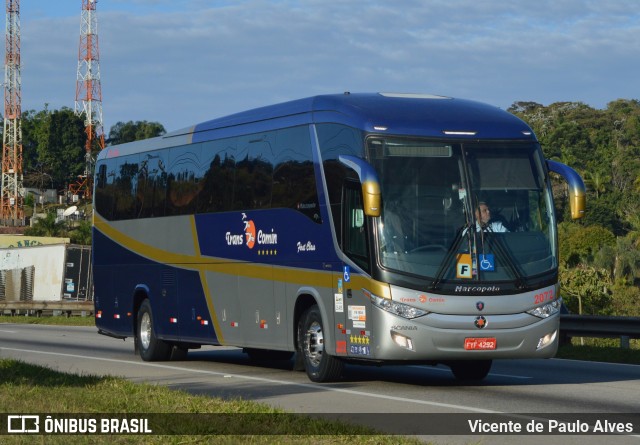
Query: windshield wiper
xmin=429 ymin=222 xmax=471 ymax=290
xmin=481 ymin=229 xmax=527 ymax=289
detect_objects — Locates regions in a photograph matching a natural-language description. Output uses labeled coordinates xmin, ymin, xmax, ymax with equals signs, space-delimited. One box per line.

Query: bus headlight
xmin=527 ymin=298 xmax=562 ymax=319
xmin=367 ymin=291 xmax=429 ymax=319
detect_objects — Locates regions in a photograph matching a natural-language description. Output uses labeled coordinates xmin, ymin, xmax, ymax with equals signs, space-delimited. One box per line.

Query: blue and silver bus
xmin=93 ymin=93 xmax=585 ymax=382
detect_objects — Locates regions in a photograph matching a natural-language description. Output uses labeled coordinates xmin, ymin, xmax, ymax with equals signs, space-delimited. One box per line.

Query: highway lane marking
xmin=1 ymin=346 xmax=500 ymax=414
xmin=0 ymin=329 xmax=17 ymax=333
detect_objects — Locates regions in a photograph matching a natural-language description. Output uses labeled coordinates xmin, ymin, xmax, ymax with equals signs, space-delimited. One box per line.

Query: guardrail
xmin=0 ymin=300 xmax=94 ymax=317
xmin=560 ymin=314 xmax=640 ymax=348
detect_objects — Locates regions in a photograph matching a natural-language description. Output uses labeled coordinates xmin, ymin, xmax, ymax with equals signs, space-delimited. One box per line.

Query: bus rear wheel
xmin=137 ymin=299 xmax=172 ymax=361
xmin=448 ymin=359 xmax=492 ymax=381
xmin=298 ymin=305 xmax=343 ymax=382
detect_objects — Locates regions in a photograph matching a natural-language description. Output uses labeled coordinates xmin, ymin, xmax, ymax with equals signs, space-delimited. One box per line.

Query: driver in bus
xmin=474 ymin=201 xmax=508 ymax=232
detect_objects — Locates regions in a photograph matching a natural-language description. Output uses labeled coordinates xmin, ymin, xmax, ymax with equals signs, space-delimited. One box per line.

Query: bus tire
xmin=449 ymin=359 xmax=492 ymax=381
xmin=298 ymin=305 xmax=343 ymax=382
xmin=136 ymin=299 xmax=172 ymax=361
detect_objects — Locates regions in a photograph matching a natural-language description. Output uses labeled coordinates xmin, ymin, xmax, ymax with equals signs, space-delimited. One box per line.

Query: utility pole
xmin=71 ymin=0 xmax=105 ymax=199
xmin=0 ymin=0 xmax=23 ymax=225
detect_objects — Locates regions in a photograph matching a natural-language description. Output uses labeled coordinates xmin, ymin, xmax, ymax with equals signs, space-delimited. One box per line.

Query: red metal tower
xmin=72 ymin=0 xmax=105 ymax=198
xmin=0 ymin=0 xmax=23 ymax=225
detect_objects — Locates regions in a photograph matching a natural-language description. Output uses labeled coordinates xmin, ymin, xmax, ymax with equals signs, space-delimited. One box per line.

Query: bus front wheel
xmin=136 ymin=299 xmax=172 ymax=361
xmin=297 ymin=305 xmax=343 ymax=382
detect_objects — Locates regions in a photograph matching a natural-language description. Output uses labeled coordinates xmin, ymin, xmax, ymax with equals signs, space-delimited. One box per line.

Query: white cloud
xmin=17 ymin=0 xmax=640 ymax=131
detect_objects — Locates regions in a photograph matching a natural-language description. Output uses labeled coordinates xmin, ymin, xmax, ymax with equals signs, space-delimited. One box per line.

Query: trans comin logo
xmin=225 ymin=213 xmax=278 ymax=250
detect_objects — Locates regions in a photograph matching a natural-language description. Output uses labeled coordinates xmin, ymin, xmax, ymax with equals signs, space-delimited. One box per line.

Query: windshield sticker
xmin=456 ymin=253 xmax=473 ymax=279
xmin=479 ymin=254 xmax=495 ymax=272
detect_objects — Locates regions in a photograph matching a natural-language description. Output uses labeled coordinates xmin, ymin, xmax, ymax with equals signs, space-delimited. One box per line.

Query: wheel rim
xmin=305 ymin=320 xmax=324 ymax=367
xmin=140 ymin=312 xmax=152 ymax=350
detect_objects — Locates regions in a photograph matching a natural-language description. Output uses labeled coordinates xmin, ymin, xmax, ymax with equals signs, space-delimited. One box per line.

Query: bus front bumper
xmin=366 ymin=305 xmax=559 ymax=361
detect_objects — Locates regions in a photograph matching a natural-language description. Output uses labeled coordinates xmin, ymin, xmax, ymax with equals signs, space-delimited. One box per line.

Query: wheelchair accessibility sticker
xmin=479 ymin=254 xmax=495 ymax=272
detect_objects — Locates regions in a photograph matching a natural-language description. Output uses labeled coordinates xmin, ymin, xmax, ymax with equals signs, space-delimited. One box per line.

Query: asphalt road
xmin=1 ymin=323 xmax=639 ymax=444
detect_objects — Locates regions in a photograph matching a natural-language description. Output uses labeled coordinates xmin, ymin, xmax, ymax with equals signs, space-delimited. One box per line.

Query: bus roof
xmin=190 ymin=92 xmax=534 ymax=140
xmin=99 ymin=93 xmax=535 ymax=160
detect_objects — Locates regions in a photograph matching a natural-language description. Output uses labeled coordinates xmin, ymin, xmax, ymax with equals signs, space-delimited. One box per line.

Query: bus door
xmin=340 ymin=181 xmax=374 ymax=359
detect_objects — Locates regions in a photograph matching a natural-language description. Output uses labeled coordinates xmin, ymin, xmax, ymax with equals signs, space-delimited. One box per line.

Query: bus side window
xmin=342 ymin=181 xmax=370 ymax=272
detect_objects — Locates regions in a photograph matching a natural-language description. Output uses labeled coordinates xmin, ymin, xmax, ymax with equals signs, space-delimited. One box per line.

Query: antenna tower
xmin=0 ymin=0 xmax=23 ymax=225
xmin=72 ymin=0 xmax=105 ymax=198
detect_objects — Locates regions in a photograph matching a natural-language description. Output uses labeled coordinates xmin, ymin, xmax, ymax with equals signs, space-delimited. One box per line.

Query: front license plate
xmin=464 ymin=337 xmax=496 ymax=350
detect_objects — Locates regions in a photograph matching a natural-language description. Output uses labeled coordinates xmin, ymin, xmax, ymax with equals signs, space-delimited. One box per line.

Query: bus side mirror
xmin=546 ymin=159 xmax=586 ymax=220
xmin=338 ymin=155 xmax=381 ymax=217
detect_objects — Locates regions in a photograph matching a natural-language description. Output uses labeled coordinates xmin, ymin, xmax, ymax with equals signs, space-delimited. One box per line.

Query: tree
xmin=22 ymin=107 xmax=86 ymax=190
xmin=108 ymin=120 xmax=166 ymax=145
xmin=584 ymin=169 xmax=610 ymax=199
xmin=557 ymin=223 xmax=615 ymax=266
xmin=559 ymin=265 xmax=612 ymax=315
xmin=24 ymin=212 xmax=67 ymax=237
xmin=69 ymin=220 xmax=92 ymax=245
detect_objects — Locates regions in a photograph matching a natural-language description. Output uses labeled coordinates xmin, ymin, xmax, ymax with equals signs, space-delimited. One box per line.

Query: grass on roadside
xmin=0 ymin=359 xmax=425 ymax=445
xmin=0 ymin=315 xmax=95 ymax=327
xmin=555 ymin=343 xmax=640 ymax=365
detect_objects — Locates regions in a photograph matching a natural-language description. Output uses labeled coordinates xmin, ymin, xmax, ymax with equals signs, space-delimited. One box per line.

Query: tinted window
xmin=272 ymin=126 xmax=321 ymax=223
xmin=198 ymin=138 xmax=237 ymax=213
xmin=166 ymin=143 xmax=202 ymax=216
xmin=317 ymin=124 xmax=364 ymax=237
xmin=95 ymin=125 xmax=321 ymax=222
xmin=137 ymin=151 xmax=168 ymax=218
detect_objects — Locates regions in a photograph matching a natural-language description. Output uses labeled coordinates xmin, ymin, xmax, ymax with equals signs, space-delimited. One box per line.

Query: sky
xmin=17 ymin=0 xmax=640 ymax=133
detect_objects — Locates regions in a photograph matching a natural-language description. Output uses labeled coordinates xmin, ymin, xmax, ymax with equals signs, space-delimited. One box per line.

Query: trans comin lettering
xmin=455 ymin=286 xmax=501 ymax=293
xmin=225 ymin=230 xmax=278 ymax=246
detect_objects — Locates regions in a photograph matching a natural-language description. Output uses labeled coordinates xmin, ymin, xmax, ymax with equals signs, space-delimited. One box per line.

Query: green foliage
xmin=606 ymin=283 xmax=640 ymax=316
xmin=512 ymin=100 xmax=640 ymax=315
xmin=69 ymin=219 xmax=93 ymax=245
xmin=23 ymin=212 xmax=67 ymax=237
xmin=108 ymin=120 xmax=166 ymax=145
xmin=22 ymin=107 xmax=86 ymax=190
xmin=559 ymin=264 xmax=612 ymax=314
xmin=558 ymin=222 xmax=615 ymax=266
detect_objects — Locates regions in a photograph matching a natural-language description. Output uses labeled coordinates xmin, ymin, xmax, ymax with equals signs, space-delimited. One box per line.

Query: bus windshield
xmin=367 ymin=137 xmax=557 ymax=283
